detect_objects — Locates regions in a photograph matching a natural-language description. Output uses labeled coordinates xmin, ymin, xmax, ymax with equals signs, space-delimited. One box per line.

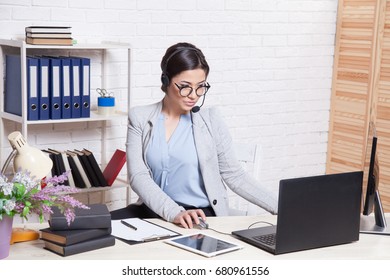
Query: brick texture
xmin=0 ymin=0 xmax=338 ymax=214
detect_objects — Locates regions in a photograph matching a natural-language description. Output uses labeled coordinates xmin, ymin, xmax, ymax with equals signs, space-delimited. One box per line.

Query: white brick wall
xmin=0 ymin=0 xmax=338 ymax=214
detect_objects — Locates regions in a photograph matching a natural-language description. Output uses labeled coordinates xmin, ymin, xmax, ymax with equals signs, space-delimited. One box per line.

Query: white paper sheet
xmin=111 ymin=218 xmax=178 ymax=242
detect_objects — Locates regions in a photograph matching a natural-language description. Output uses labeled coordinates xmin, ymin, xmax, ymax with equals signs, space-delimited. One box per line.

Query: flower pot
xmin=0 ymin=216 xmax=13 ymax=259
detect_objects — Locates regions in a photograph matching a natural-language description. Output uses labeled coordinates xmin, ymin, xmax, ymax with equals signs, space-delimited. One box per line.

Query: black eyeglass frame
xmin=174 ymin=82 xmax=211 ymax=97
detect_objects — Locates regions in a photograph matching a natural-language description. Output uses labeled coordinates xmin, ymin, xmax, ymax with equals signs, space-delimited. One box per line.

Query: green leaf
xmin=22 ymin=206 xmax=30 ymax=217
xmin=30 ymin=188 xmax=39 ymax=195
xmin=14 ymin=183 xmax=26 ymax=198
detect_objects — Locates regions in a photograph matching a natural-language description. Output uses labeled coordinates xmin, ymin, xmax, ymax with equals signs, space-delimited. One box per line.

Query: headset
xmin=161 ymin=46 xmax=208 ymax=113
xmin=160 ymin=47 xmax=198 ymax=88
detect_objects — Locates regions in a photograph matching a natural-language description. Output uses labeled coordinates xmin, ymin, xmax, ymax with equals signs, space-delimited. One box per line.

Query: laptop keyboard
xmin=253 ymin=233 xmax=276 ymax=246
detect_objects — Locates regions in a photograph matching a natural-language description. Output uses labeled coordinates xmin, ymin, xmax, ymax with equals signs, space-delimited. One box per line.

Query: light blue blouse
xmin=146 ymin=113 xmax=210 ymax=208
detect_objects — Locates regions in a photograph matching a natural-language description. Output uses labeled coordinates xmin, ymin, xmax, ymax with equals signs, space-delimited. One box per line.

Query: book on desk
xmin=41 ymin=227 xmax=112 ymax=246
xmin=43 ymin=235 xmax=115 ymax=257
xmin=42 ymin=203 xmax=114 ymax=256
xmin=48 ymin=203 xmax=111 ymax=230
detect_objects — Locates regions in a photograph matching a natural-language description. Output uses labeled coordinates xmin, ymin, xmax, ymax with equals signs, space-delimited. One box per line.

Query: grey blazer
xmin=126 ymin=101 xmax=277 ymax=222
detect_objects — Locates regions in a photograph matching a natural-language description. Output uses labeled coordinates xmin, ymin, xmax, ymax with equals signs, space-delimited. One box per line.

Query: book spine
xmin=65 ymin=228 xmax=112 ymax=245
xmin=41 ymin=227 xmax=112 ymax=246
xmin=45 ymin=235 xmax=115 ymax=257
xmin=62 ymin=236 xmax=115 ymax=256
xmin=75 ymin=150 xmax=100 ymax=187
xmin=83 ymin=149 xmax=108 ymax=186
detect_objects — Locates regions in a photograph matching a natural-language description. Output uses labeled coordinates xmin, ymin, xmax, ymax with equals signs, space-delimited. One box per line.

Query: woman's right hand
xmin=173 ymin=209 xmax=206 ymax=229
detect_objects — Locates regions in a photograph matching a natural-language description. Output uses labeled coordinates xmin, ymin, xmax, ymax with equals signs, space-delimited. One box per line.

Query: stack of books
xmin=41 ymin=204 xmax=115 ymax=257
xmin=25 ymin=26 xmax=73 ymax=45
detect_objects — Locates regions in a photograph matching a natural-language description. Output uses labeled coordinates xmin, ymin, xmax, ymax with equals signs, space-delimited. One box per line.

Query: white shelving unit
xmin=0 ymin=39 xmax=131 ymax=204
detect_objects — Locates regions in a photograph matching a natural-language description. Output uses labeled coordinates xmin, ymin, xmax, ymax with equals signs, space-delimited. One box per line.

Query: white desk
xmin=5 ymin=215 xmax=390 ymax=260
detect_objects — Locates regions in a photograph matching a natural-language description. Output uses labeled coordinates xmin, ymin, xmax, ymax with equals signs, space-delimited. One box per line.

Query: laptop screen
xmin=275 ymin=171 xmax=363 ymax=254
xmin=232 ymin=171 xmax=363 ymax=255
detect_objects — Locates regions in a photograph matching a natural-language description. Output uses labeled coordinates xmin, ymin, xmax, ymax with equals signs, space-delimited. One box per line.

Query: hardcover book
xmin=47 ymin=149 xmax=69 ymax=186
xmin=49 ymin=204 xmax=111 ymax=230
xmin=26 ymin=37 xmax=73 ymax=46
xmin=44 ymin=150 xmax=57 ymax=177
xmin=44 ymin=235 xmax=115 ymax=257
xmin=59 ymin=151 xmax=75 ymax=187
xmin=66 ymin=151 xmax=92 ymax=188
xmin=73 ymin=149 xmax=100 ymax=187
xmin=103 ymin=149 xmax=126 ymax=186
xmin=66 ymin=151 xmax=86 ymax=188
xmin=40 ymin=227 xmax=112 ymax=246
xmin=26 ymin=32 xmax=72 ymax=38
xmin=25 ymin=26 xmax=71 ymax=33
xmin=82 ymin=149 xmax=108 ymax=187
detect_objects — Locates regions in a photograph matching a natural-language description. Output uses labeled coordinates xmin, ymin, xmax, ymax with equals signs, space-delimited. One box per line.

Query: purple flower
xmin=1 ymin=170 xmax=89 ymax=225
xmin=43 ymin=171 xmax=71 ymax=185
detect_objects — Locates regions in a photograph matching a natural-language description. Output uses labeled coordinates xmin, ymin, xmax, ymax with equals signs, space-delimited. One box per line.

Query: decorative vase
xmin=0 ymin=216 xmax=13 ymax=259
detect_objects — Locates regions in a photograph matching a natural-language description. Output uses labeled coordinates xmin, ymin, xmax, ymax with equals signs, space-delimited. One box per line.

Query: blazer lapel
xmin=191 ymin=112 xmax=211 ymax=163
xmin=191 ymin=112 xmax=219 ymax=193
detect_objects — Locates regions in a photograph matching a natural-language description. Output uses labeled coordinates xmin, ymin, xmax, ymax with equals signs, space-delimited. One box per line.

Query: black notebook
xmin=47 ymin=149 xmax=69 ymax=185
xmin=82 ymin=149 xmax=108 ymax=187
xmin=73 ymin=149 xmax=100 ymax=187
xmin=66 ymin=152 xmax=86 ymax=188
xmin=49 ymin=204 xmax=111 ymax=230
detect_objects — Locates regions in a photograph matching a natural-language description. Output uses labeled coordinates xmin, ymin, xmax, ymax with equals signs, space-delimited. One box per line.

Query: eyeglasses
xmin=174 ymin=82 xmax=211 ymax=97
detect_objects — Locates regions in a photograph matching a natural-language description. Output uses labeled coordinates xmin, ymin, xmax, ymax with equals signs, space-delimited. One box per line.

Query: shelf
xmin=0 ymin=38 xmax=131 ymax=136
xmin=72 ymin=178 xmax=128 ymax=194
xmin=0 ymin=39 xmax=131 ymax=205
xmin=0 ymin=38 xmax=131 ymax=50
xmin=69 ymin=178 xmax=130 ymax=205
xmin=0 ymin=110 xmax=127 ymax=125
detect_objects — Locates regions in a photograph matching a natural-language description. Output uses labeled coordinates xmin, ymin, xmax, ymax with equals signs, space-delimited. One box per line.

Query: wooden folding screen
xmin=327 ymin=0 xmax=390 ymax=211
xmin=373 ymin=0 xmax=390 ymax=208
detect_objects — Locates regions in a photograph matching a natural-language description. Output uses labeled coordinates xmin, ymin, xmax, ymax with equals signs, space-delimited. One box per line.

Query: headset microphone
xmin=191 ymin=106 xmax=200 ymax=113
xmin=191 ymin=94 xmax=207 ymax=113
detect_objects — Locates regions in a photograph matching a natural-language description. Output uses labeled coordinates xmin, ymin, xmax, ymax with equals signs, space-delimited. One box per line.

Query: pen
xmin=143 ymin=234 xmax=171 ymax=242
xmin=121 ymin=220 xmax=137 ymax=231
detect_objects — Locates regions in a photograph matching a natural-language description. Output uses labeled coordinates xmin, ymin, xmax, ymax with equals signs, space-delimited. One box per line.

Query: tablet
xmin=165 ymin=233 xmax=243 ymax=258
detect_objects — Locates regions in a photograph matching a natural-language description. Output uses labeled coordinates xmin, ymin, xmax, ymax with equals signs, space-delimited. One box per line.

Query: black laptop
xmin=232 ymin=171 xmax=363 ymax=255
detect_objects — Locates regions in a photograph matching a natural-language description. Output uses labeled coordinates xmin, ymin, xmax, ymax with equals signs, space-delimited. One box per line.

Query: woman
xmin=111 ymin=42 xmax=277 ymax=228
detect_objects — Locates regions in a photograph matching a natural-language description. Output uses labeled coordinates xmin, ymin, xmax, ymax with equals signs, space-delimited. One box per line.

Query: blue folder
xmin=70 ymin=57 xmax=81 ymax=118
xmin=5 ymin=55 xmax=22 ymax=117
xmin=27 ymin=56 xmax=39 ymax=120
xmin=60 ymin=57 xmax=72 ymax=119
xmin=80 ymin=57 xmax=91 ymax=118
xmin=38 ymin=57 xmax=50 ymax=120
xmin=48 ymin=57 xmax=62 ymax=119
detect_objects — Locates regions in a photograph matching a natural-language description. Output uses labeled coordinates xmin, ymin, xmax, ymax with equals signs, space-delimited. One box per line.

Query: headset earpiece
xmin=161 ymin=47 xmax=198 ymax=88
xmin=161 ymin=73 xmax=170 ymax=87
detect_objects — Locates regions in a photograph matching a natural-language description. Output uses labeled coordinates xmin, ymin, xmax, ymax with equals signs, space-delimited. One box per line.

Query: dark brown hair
xmin=160 ymin=42 xmax=209 ymax=92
